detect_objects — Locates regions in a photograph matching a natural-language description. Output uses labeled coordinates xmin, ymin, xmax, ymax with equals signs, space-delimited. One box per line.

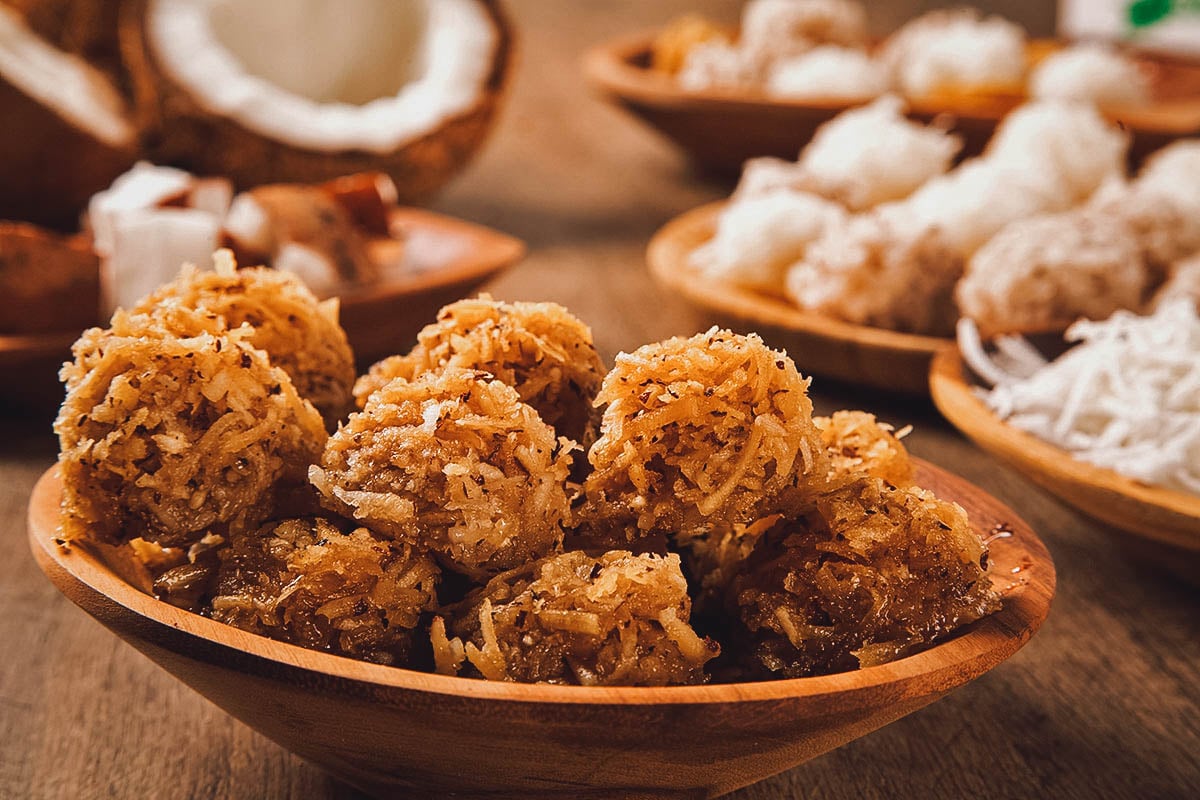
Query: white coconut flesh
xmin=0 ymin=5 xmax=133 ymax=147
xmin=147 ymin=0 xmax=499 ymax=153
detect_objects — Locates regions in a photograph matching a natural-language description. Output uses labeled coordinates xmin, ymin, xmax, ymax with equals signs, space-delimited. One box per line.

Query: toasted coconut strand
xmin=0 ymin=5 xmax=135 ymax=228
xmin=122 ymin=0 xmax=514 ymax=199
xmin=0 ymin=221 xmax=99 ymax=334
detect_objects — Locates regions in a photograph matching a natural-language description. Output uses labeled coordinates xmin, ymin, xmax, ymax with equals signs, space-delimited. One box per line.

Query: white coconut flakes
xmin=960 ymin=301 xmax=1200 ymax=495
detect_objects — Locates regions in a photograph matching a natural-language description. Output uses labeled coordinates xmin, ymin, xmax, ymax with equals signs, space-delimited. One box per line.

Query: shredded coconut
xmin=1029 ymin=43 xmax=1150 ymax=106
xmin=963 ymin=301 xmax=1200 ymax=495
xmin=765 ymin=45 xmax=886 ymax=101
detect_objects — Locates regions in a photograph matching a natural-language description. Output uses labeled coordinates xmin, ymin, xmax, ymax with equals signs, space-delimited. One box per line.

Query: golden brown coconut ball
xmin=430 ymin=549 xmax=719 ymax=685
xmin=353 ymin=295 xmax=606 ymax=446
xmin=132 ymin=251 xmax=356 ymax=427
xmin=730 ymin=476 xmax=999 ymax=678
xmin=56 ymin=311 xmax=328 ymax=552
xmin=816 ymin=411 xmax=915 ymax=488
xmin=577 ymin=328 xmax=827 ymax=546
xmin=208 ymin=517 xmax=440 ymax=666
xmin=310 ymin=367 xmax=573 ymax=579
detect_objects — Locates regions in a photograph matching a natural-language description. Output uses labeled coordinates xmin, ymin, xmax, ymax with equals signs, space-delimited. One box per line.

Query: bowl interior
xmin=28 ymin=458 xmax=1054 ymax=798
xmin=929 ymin=345 xmax=1200 ymax=552
xmin=647 ymin=202 xmax=948 ymax=395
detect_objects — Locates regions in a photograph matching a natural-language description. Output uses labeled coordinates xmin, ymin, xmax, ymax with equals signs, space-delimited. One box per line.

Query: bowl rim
xmin=929 ymin=344 xmax=1200 ymax=550
xmin=29 ymin=458 xmax=1055 ymax=706
xmin=583 ymin=28 xmax=1200 ymax=133
xmin=646 ymin=201 xmax=951 ymax=355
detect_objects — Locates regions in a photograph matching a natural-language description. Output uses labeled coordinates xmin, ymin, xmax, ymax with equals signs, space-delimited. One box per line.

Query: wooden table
xmin=1 ymin=2 xmax=1196 ymax=798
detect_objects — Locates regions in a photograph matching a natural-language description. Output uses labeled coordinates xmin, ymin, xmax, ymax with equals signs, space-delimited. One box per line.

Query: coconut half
xmin=122 ymin=0 xmax=513 ymax=199
xmin=0 ymin=4 xmax=136 ymax=228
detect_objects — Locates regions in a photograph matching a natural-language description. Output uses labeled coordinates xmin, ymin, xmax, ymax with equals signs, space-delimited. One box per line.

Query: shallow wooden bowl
xmin=29 ymin=460 xmax=1054 ymax=799
xmin=930 ymin=346 xmax=1200 ymax=553
xmin=0 ymin=209 xmax=524 ymax=404
xmin=647 ymin=202 xmax=948 ymax=395
xmin=583 ymin=31 xmax=1200 ymax=174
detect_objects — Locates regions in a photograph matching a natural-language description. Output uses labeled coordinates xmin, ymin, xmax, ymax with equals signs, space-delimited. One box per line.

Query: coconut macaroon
xmin=690 ymin=190 xmax=845 ymax=292
xmin=765 ymin=45 xmax=887 ymax=102
xmin=898 ymin=159 xmax=1073 ymax=257
xmin=133 ymin=252 xmax=356 ymax=427
xmin=209 ymin=517 xmax=440 ymax=666
xmin=1029 ymin=43 xmax=1149 ymax=107
xmin=431 ymin=550 xmax=719 ymax=686
xmin=1152 ymin=253 xmax=1200 ymax=311
xmin=311 ymin=367 xmax=573 ymax=579
xmin=56 ymin=311 xmax=327 ymax=552
xmin=730 ymin=477 xmax=999 ymax=677
xmin=793 ymin=95 xmax=962 ymax=211
xmin=740 ymin=0 xmax=868 ymax=63
xmin=984 ymin=101 xmax=1129 ymax=206
xmin=785 ymin=207 xmax=963 ymax=335
xmin=816 ymin=411 xmax=914 ymax=488
xmin=879 ymin=8 xmax=1026 ymax=97
xmin=354 ymin=295 xmax=605 ymax=446
xmin=578 ymin=329 xmax=827 ymax=545
xmin=957 ymin=209 xmax=1149 ymax=338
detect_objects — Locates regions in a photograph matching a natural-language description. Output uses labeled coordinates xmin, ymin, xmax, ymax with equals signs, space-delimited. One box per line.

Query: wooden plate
xmin=647 ymin=202 xmax=948 ymax=394
xmin=930 ymin=345 xmax=1200 ymax=552
xmin=28 ymin=458 xmax=1053 ymax=799
xmin=0 ymin=208 xmax=524 ymax=405
xmin=583 ymin=30 xmax=1200 ymax=174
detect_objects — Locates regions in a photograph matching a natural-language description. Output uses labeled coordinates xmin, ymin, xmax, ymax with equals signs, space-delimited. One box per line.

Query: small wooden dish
xmin=0 ymin=209 xmax=524 ymax=404
xmin=29 ymin=459 xmax=1053 ymax=799
xmin=583 ymin=30 xmax=1200 ymax=174
xmin=929 ymin=345 xmax=1200 ymax=552
xmin=647 ymin=202 xmax=948 ymax=394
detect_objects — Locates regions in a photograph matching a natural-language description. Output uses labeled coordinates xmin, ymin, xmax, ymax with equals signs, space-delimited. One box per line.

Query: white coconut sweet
xmin=879 ymin=9 xmax=1027 ymax=97
xmin=1030 ymin=43 xmax=1150 ymax=107
xmin=122 ymin=0 xmax=512 ymax=198
xmin=0 ymin=4 xmax=136 ymax=228
xmin=765 ymin=46 xmax=888 ymax=102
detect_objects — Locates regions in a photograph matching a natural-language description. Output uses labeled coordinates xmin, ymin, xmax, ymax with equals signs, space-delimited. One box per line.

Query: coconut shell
xmin=0 ymin=73 xmax=136 ymax=230
xmin=4 ymin=0 xmax=124 ymax=85
xmin=121 ymin=0 xmax=515 ymax=202
xmin=0 ymin=221 xmax=100 ymax=334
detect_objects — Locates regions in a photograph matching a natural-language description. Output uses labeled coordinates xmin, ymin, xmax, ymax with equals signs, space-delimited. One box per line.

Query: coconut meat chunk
xmin=0 ymin=5 xmax=133 ymax=147
xmin=146 ymin=0 xmax=499 ymax=153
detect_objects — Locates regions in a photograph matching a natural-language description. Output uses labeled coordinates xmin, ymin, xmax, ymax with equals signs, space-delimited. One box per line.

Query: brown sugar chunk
xmin=209 ymin=517 xmax=439 ymax=665
xmin=353 ymin=295 xmax=605 ymax=446
xmin=816 ymin=411 xmax=914 ymax=487
xmin=431 ymin=550 xmax=719 ymax=686
xmin=133 ymin=253 xmax=356 ymax=427
xmin=56 ymin=311 xmax=327 ymax=552
xmin=730 ymin=476 xmax=999 ymax=677
xmin=578 ymin=328 xmax=827 ymax=544
xmin=311 ymin=367 xmax=573 ymax=578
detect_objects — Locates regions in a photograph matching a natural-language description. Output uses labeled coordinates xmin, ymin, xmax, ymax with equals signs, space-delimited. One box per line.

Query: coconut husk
xmin=0 ymin=221 xmax=100 ymax=334
xmin=120 ymin=0 xmax=515 ymax=202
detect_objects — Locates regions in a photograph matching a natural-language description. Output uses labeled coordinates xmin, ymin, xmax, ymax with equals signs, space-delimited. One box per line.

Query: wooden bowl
xmin=647 ymin=202 xmax=948 ymax=394
xmin=28 ymin=459 xmax=1054 ymax=799
xmin=929 ymin=345 xmax=1200 ymax=553
xmin=0 ymin=208 xmax=524 ymax=404
xmin=583 ymin=30 xmax=1200 ymax=175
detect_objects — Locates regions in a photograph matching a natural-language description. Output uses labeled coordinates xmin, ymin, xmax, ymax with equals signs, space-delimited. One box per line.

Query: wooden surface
xmin=26 ymin=461 xmax=1053 ymax=799
xmin=0 ymin=2 xmax=1197 ymax=798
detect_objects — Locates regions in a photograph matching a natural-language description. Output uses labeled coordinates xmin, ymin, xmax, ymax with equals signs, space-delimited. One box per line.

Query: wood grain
xmin=646 ymin=202 xmax=947 ymax=395
xmin=2 ymin=2 xmax=1199 ymax=799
